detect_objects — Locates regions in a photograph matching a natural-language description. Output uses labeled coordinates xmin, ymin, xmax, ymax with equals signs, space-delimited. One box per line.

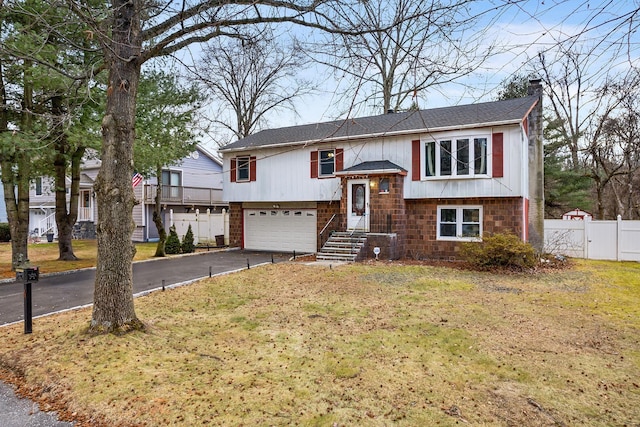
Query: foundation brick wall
xmin=405 ymin=197 xmax=523 ymax=260
xmin=228 ymin=202 xmax=243 ymax=248
xmin=367 ymin=174 xmax=407 ymax=256
xmin=316 ymin=201 xmax=342 ymax=251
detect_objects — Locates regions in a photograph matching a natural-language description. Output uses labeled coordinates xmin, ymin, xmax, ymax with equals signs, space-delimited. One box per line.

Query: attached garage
xmin=244 ymin=208 xmax=317 ymax=253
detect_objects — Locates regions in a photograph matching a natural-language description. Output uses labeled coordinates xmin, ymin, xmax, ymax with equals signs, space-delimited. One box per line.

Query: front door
xmin=79 ymin=190 xmax=93 ymax=221
xmin=347 ymin=179 xmax=369 ymax=231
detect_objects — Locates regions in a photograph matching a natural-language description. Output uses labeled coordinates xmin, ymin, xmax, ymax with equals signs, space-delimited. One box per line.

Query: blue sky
xmin=175 ymin=0 xmax=639 ymax=147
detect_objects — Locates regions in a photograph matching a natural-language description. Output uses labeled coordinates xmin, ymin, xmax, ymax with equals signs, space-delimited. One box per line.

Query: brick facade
xmin=228 ymin=184 xmax=524 ymax=261
xmin=228 ymin=202 xmax=243 ymax=248
xmin=316 ymin=201 xmax=342 ymax=251
xmin=405 ymin=197 xmax=523 ymax=260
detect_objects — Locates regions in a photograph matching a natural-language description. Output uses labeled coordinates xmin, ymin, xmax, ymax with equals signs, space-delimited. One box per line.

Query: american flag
xmin=131 ymin=172 xmax=143 ymax=188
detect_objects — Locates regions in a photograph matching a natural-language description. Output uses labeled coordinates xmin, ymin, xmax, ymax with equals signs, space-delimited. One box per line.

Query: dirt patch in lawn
xmin=0 ymin=260 xmax=639 ymax=426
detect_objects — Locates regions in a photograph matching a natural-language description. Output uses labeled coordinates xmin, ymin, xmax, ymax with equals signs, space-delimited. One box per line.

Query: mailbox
xmin=16 ymin=267 xmax=39 ymax=283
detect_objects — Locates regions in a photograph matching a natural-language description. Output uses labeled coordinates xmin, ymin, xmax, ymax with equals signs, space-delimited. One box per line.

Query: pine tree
xmin=181 ymin=224 xmax=195 ymax=254
xmin=165 ymin=226 xmax=181 ymax=255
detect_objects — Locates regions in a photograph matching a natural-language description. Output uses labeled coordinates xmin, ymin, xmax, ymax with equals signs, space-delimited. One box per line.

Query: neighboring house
xmin=220 ymin=80 xmax=544 ymax=260
xmin=135 ymin=146 xmax=226 ymax=242
xmin=27 ymin=154 xmax=101 ymax=239
xmin=26 ymin=145 xmax=226 ymax=242
xmin=561 ymin=208 xmax=593 ymax=221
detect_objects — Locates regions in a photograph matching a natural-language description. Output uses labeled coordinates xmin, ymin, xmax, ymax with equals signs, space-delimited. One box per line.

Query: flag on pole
xmin=132 ymin=172 xmax=143 ymax=188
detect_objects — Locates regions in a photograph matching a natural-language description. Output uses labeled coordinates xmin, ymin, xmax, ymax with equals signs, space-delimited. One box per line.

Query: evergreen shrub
xmin=181 ymin=224 xmax=195 ymax=254
xmin=0 ymin=223 xmax=10 ymax=242
xmin=459 ymin=232 xmax=537 ymax=270
xmin=165 ymin=226 xmax=181 ymax=254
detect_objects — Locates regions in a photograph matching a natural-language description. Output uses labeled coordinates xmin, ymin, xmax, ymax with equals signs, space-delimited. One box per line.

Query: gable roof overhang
xmin=335 ymin=160 xmax=407 ymax=177
xmin=219 ymin=96 xmax=539 ymax=154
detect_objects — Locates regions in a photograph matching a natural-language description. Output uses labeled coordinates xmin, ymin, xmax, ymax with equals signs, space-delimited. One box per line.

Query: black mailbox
xmin=16 ymin=267 xmax=39 ymax=283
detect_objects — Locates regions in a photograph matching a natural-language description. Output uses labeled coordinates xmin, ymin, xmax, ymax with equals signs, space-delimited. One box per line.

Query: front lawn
xmin=0 ymin=260 xmax=639 ymax=426
xmin=0 ymin=241 xmax=166 ymax=279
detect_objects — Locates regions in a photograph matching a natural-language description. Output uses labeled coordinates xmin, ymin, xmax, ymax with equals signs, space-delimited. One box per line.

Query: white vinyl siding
xmin=222 ymin=125 xmax=525 ymax=203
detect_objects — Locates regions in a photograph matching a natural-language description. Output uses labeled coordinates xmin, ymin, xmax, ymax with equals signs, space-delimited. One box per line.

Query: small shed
xmin=562 ymin=208 xmax=593 ymax=221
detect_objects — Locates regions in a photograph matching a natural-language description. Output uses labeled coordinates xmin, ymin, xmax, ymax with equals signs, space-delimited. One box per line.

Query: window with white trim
xmin=437 ymin=206 xmax=482 ymax=240
xmin=425 ymin=136 xmax=488 ymax=178
xmin=235 ymin=157 xmax=250 ymax=182
xmin=319 ymin=149 xmax=335 ymax=177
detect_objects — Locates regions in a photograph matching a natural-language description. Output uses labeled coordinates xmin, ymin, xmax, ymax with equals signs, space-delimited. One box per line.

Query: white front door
xmin=79 ymin=190 xmax=93 ymax=221
xmin=347 ymin=179 xmax=369 ymax=231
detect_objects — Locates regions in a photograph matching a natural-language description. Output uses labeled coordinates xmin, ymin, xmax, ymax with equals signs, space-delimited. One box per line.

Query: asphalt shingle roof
xmin=339 ymin=160 xmax=406 ymax=174
xmin=220 ymin=95 xmax=539 ymax=152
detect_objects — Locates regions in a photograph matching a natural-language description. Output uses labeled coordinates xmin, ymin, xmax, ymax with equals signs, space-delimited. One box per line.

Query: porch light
xmin=369 ymin=180 xmax=376 ymax=189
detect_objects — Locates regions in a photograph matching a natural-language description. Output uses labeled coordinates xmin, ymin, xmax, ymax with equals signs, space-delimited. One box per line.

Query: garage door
xmin=244 ymin=209 xmax=317 ymax=253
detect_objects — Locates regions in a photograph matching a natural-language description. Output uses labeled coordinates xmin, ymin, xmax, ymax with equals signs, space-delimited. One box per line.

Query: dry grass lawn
xmin=0 ymin=259 xmax=639 ymax=426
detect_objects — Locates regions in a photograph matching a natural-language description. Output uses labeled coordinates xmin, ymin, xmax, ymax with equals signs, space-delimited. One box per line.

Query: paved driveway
xmin=0 ymin=249 xmax=290 ymax=326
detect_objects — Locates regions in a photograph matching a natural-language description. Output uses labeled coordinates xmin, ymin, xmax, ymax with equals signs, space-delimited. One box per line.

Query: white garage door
xmin=244 ymin=209 xmax=317 ymax=253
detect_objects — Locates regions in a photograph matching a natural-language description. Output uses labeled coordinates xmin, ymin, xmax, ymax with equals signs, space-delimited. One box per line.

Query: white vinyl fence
xmin=169 ymin=208 xmax=229 ymax=246
xmin=544 ymin=216 xmax=640 ymax=261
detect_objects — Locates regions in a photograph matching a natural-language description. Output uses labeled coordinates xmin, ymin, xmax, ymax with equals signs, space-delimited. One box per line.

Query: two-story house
xmin=136 ymin=146 xmax=226 ymax=242
xmin=220 ymin=81 xmax=544 ymax=260
xmin=26 ymin=145 xmax=226 ymax=242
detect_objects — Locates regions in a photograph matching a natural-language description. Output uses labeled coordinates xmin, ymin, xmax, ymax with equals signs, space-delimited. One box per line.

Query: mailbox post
xmin=16 ymin=266 xmax=39 ymax=334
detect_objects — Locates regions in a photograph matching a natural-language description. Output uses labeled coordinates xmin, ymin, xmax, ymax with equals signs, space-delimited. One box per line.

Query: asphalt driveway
xmin=0 ymin=249 xmax=291 ymax=326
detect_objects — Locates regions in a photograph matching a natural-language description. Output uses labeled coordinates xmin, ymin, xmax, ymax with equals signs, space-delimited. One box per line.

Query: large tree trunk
xmin=1 ymin=58 xmax=33 ymax=270
xmin=52 ymin=95 xmax=84 ymax=260
xmin=2 ymin=160 xmax=30 ymax=269
xmin=89 ymin=0 xmax=143 ymax=333
xmin=153 ymin=165 xmax=167 ymax=257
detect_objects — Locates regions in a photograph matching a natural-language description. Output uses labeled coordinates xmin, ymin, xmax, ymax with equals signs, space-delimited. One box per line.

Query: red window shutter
xmin=335 ymin=148 xmax=344 ymax=172
xmin=492 ymin=133 xmax=504 ymax=178
xmin=249 ymin=156 xmax=257 ymax=182
xmin=411 ymin=139 xmax=421 ymax=181
xmin=230 ymin=158 xmax=237 ymax=183
xmin=310 ymin=151 xmax=318 ymax=178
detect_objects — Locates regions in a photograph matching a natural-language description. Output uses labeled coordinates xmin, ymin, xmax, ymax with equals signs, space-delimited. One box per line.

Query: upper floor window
xmin=437 ymin=206 xmax=482 ymax=241
xmin=310 ymin=148 xmax=343 ymax=179
xmin=35 ymin=177 xmax=42 ymax=196
xmin=161 ymin=170 xmax=181 ymax=186
xmin=162 ymin=170 xmax=181 ymax=198
xmin=425 ymin=136 xmax=488 ymax=178
xmin=319 ymin=150 xmax=335 ymax=177
xmin=236 ymin=157 xmax=250 ymax=182
xmin=230 ymin=155 xmax=256 ymax=183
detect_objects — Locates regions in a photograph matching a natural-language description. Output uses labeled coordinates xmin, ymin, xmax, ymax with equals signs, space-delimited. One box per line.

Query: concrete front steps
xmin=316 ymin=231 xmax=367 ymax=262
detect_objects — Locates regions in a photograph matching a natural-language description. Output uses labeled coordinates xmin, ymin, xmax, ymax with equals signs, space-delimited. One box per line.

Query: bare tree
xmin=196 ymin=30 xmax=313 ymax=146
xmin=311 ymin=0 xmax=499 ymax=115
xmin=587 ymin=71 xmax=640 ymax=219
xmin=537 ymin=44 xmax=640 ymax=219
